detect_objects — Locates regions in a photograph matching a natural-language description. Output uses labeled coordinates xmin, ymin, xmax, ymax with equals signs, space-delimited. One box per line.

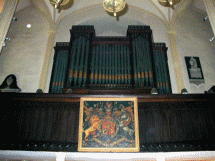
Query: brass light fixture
xmin=49 ymin=0 xmax=71 ymax=9
xmin=158 ymin=0 xmax=180 ymax=9
xmin=103 ymin=0 xmax=126 ymax=17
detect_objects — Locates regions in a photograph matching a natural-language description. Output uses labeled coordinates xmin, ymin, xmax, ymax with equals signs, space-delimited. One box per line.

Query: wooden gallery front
xmin=0 ymin=26 xmax=215 ymax=154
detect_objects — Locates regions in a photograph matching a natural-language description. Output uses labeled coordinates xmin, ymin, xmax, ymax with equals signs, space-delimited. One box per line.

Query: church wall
xmin=175 ymin=8 xmax=215 ymax=93
xmin=0 ymin=6 xmax=49 ymax=92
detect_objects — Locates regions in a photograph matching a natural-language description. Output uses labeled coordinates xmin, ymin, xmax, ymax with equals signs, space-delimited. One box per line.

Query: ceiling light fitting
xmin=27 ymin=24 xmax=31 ymax=28
xmin=158 ymin=0 xmax=180 ymax=8
xmin=12 ymin=17 xmax=17 ymax=21
xmin=3 ymin=38 xmax=11 ymax=47
xmin=203 ymin=16 xmax=208 ymax=21
xmin=49 ymin=0 xmax=71 ymax=9
xmin=5 ymin=38 xmax=11 ymax=42
xmin=103 ymin=0 xmax=126 ymax=17
xmin=210 ymin=36 xmax=214 ymax=42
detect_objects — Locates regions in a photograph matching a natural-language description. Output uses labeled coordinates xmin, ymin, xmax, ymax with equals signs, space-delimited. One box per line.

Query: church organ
xmin=49 ymin=25 xmax=172 ymax=94
xmin=1 ymin=26 xmax=215 ymax=154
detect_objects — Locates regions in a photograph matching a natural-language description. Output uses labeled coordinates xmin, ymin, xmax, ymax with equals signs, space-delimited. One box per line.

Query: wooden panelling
xmin=138 ymin=102 xmax=215 ymax=144
xmin=12 ymin=103 xmax=80 ymax=143
xmin=0 ymin=93 xmax=215 ymax=152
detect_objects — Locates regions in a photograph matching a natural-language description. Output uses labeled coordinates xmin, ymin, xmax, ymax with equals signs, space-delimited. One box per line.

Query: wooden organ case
xmin=49 ymin=25 xmax=172 ymax=94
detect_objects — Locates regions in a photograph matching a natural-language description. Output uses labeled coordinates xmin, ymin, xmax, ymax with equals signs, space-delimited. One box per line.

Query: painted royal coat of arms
xmin=78 ymin=97 xmax=139 ymax=152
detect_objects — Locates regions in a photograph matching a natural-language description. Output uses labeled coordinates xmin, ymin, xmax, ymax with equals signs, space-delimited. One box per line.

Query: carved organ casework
xmin=49 ymin=25 xmax=172 ymax=94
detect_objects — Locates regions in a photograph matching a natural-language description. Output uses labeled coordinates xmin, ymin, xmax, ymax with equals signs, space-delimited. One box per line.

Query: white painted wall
xmin=0 ymin=6 xmax=49 ymax=92
xmin=175 ymin=8 xmax=215 ymax=93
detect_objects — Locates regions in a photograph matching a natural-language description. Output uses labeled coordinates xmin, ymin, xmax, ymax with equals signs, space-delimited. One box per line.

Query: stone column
xmin=204 ymin=0 xmax=215 ymax=36
xmin=167 ymin=30 xmax=185 ymax=93
xmin=38 ymin=29 xmax=57 ymax=92
xmin=0 ymin=0 xmax=19 ymax=53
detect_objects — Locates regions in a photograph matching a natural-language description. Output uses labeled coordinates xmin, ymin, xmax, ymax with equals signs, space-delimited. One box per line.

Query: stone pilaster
xmin=38 ymin=29 xmax=57 ymax=92
xmin=167 ymin=30 xmax=185 ymax=93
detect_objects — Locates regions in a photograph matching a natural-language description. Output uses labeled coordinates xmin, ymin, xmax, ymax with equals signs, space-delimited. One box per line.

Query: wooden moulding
xmin=62 ymin=88 xmax=152 ymax=95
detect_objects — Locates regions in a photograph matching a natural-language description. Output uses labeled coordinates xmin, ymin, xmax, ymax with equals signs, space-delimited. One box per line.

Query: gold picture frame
xmin=78 ymin=97 xmax=139 ymax=152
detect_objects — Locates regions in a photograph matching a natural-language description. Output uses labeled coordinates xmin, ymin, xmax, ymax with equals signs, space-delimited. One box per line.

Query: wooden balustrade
xmin=0 ymin=93 xmax=215 ymax=152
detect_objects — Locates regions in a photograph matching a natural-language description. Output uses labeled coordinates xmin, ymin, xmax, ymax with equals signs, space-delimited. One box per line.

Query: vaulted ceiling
xmin=13 ymin=0 xmax=208 ymax=39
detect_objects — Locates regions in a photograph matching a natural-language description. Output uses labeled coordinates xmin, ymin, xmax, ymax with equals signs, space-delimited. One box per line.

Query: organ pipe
xmin=83 ymin=35 xmax=90 ymax=87
xmin=132 ymin=34 xmax=138 ymax=87
xmin=73 ymin=36 xmax=82 ymax=86
xmin=67 ymin=37 xmax=77 ymax=87
xmin=90 ymin=47 xmax=96 ymax=87
xmin=78 ymin=36 xmax=85 ymax=87
xmin=95 ymin=45 xmax=99 ymax=86
xmin=111 ymin=45 xmax=115 ymax=87
xmin=50 ymin=50 xmax=68 ymax=93
xmin=105 ymin=45 xmax=109 ymax=87
xmin=102 ymin=45 xmax=105 ymax=87
xmin=98 ymin=45 xmax=102 ymax=87
xmin=115 ymin=45 xmax=118 ymax=86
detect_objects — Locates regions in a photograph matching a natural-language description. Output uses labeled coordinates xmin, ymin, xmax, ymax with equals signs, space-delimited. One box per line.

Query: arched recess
xmin=55 ymin=4 xmax=168 ymax=39
xmin=56 ymin=3 xmax=167 ymax=28
xmin=170 ymin=0 xmax=194 ymax=30
xmin=30 ymin=0 xmax=53 ymax=29
xmin=0 ymin=4 xmax=50 ymax=92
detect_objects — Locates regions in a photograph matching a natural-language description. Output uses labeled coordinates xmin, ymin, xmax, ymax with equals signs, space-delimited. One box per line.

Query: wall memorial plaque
xmin=185 ymin=56 xmax=205 ymax=86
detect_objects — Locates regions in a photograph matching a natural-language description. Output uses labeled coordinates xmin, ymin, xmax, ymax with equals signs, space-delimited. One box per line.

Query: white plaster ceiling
xmin=14 ymin=0 xmax=207 ymax=31
xmin=16 ymin=0 xmax=31 ymax=12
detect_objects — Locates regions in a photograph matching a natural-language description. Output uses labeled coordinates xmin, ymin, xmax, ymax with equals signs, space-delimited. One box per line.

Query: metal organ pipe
xmin=98 ymin=45 xmax=102 ymax=87
xmin=67 ymin=37 xmax=77 ymax=87
xmin=90 ymin=47 xmax=96 ymax=87
xmin=83 ymin=35 xmax=90 ymax=87
xmin=78 ymin=36 xmax=85 ymax=87
xmin=73 ymin=36 xmax=82 ymax=86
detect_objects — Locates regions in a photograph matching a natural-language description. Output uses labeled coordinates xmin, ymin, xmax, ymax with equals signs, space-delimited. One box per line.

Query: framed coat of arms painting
xmin=78 ymin=97 xmax=139 ymax=152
